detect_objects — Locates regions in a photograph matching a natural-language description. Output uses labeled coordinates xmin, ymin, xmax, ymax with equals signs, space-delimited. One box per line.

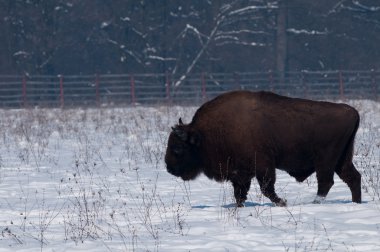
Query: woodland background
xmin=0 ymin=0 xmax=379 ymax=76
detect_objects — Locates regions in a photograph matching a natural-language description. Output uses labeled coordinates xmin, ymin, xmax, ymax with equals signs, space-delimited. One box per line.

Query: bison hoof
xmin=275 ymin=199 xmax=287 ymax=207
xmin=236 ymin=201 xmax=245 ymax=208
xmin=313 ymin=195 xmax=326 ymax=204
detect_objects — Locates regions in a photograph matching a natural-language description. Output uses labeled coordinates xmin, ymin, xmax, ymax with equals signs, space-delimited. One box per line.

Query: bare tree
xmin=1 ymin=0 xmax=380 ymax=75
xmin=276 ymin=0 xmax=288 ymax=78
xmin=173 ymin=1 xmax=277 ymax=86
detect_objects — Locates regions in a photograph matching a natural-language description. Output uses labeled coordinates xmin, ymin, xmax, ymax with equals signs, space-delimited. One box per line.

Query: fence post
xmin=233 ymin=72 xmax=240 ymax=90
xmin=302 ymin=71 xmax=308 ymax=98
xmin=201 ymin=72 xmax=206 ymax=101
xmin=339 ymin=70 xmax=345 ymax=100
xmin=95 ymin=74 xmax=100 ymax=107
xmin=130 ymin=74 xmax=136 ymax=105
xmin=371 ymin=70 xmax=378 ymax=101
xmin=268 ymin=71 xmax=274 ymax=92
xmin=59 ymin=75 xmax=64 ymax=108
xmin=22 ymin=75 xmax=27 ymax=107
xmin=165 ymin=72 xmax=171 ymax=103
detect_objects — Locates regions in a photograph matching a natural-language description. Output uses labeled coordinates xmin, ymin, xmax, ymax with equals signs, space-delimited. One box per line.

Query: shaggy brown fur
xmin=165 ymin=91 xmax=361 ymax=207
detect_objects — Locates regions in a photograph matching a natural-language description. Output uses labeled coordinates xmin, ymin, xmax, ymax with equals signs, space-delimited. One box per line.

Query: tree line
xmin=0 ymin=0 xmax=379 ymax=77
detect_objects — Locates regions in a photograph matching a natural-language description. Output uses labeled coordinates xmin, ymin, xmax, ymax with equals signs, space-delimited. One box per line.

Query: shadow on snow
xmin=191 ymin=201 xmax=273 ymax=209
xmin=191 ymin=199 xmax=367 ymax=209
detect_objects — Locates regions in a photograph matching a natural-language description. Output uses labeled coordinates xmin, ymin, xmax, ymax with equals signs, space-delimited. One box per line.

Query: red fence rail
xmin=0 ymin=70 xmax=379 ymax=107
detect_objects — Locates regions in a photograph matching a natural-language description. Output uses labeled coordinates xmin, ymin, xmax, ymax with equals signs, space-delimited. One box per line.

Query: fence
xmin=0 ymin=70 xmax=379 ymax=108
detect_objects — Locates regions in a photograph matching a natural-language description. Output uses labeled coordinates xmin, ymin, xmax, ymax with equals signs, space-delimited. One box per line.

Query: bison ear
xmin=172 ymin=126 xmax=188 ymax=141
xmin=171 ymin=126 xmax=200 ymax=147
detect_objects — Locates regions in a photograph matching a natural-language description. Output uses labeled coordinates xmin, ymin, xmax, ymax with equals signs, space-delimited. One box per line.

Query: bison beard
xmin=165 ymin=91 xmax=362 ymax=207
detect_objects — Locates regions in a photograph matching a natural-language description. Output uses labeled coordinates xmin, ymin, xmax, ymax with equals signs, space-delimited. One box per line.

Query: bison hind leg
xmin=336 ymin=162 xmax=362 ymax=203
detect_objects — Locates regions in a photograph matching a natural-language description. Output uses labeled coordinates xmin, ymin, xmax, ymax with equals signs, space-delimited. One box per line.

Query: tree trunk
xmin=276 ymin=0 xmax=288 ymax=79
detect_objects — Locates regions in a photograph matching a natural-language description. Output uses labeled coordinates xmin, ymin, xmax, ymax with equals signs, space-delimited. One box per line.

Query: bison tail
xmin=335 ymin=110 xmax=362 ymax=203
xmin=336 ymin=110 xmax=360 ymax=172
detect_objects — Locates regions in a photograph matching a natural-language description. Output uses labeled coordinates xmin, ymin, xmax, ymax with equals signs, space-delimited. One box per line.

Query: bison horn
xmin=179 ymin=118 xmax=184 ymax=125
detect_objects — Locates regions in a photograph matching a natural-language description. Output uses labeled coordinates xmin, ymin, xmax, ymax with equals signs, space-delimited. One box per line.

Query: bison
xmin=165 ymin=91 xmax=361 ymax=207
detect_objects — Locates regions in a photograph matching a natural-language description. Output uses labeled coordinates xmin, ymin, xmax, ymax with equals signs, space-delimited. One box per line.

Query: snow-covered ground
xmin=0 ymin=100 xmax=379 ymax=252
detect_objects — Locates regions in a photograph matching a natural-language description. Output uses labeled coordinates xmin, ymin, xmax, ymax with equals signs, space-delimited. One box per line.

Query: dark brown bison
xmin=165 ymin=91 xmax=361 ymax=207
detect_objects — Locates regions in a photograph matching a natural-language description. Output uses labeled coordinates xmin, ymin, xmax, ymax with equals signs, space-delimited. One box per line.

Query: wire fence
xmin=0 ymin=70 xmax=379 ymax=108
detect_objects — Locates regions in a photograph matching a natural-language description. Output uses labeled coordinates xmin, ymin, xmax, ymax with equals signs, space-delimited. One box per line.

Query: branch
xmin=287 ymin=28 xmax=328 ymax=35
xmin=173 ymin=2 xmax=276 ymax=87
xmin=174 ymin=16 xmax=226 ymax=87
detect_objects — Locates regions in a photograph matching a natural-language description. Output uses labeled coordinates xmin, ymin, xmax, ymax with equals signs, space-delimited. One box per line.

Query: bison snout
xmin=167 ymin=165 xmax=196 ymax=181
xmin=166 ymin=165 xmax=181 ymax=177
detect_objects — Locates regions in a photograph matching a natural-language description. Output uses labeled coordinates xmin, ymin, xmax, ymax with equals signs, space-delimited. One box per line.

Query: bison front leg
xmin=256 ymin=169 xmax=287 ymax=207
xmin=314 ymin=169 xmax=335 ymax=204
xmin=232 ymin=180 xmax=251 ymax=207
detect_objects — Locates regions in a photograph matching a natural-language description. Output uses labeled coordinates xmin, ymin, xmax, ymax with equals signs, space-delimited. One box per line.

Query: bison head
xmin=165 ymin=118 xmax=202 ymax=181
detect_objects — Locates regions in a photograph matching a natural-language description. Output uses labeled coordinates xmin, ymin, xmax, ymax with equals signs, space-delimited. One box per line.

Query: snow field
xmin=0 ymin=100 xmax=379 ymax=251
